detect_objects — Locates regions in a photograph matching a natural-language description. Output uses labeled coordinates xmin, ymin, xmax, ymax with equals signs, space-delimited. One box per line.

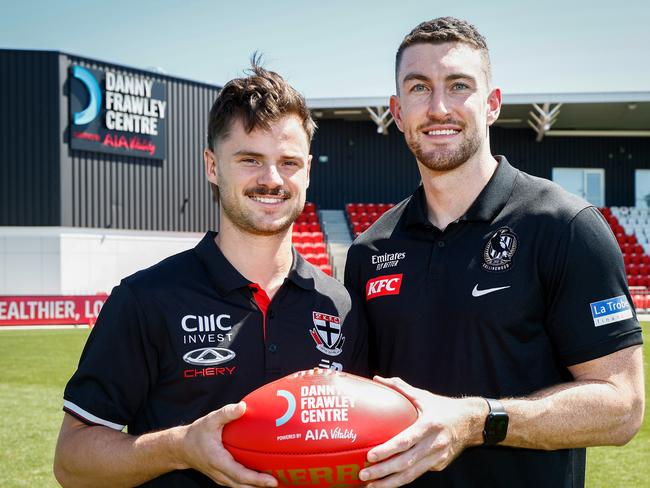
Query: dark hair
xmin=395 ymin=17 xmax=490 ymax=92
xmin=207 ymin=54 xmax=316 ymax=151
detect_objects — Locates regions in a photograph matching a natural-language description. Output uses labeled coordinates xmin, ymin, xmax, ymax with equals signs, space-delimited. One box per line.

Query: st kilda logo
xmin=365 ymin=274 xmax=403 ymax=300
xmin=482 ymin=227 xmax=518 ymax=272
xmin=310 ymin=312 xmax=345 ymax=357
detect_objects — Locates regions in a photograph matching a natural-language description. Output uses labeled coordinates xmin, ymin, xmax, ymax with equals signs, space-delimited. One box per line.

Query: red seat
xmin=319 ymin=264 xmax=332 ymax=276
xmin=308 ymin=223 xmax=321 ymax=232
xmin=312 ymin=242 xmax=327 ymax=254
xmin=311 ymin=231 xmax=324 ymax=243
xmin=304 ymin=202 xmax=316 ymax=213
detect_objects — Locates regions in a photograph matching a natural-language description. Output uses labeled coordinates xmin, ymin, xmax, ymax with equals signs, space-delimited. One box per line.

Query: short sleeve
xmin=544 ymin=207 xmax=643 ymax=366
xmin=63 ymin=282 xmax=158 ymax=430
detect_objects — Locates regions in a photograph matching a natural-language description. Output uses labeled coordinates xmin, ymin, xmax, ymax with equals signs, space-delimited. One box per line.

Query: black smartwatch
xmin=482 ymin=398 xmax=508 ymax=446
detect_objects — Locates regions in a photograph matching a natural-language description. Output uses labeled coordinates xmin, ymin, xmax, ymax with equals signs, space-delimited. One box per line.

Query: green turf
xmin=585 ymin=325 xmax=650 ymax=487
xmin=0 ymin=329 xmax=89 ymax=488
xmin=0 ymin=327 xmax=647 ymax=486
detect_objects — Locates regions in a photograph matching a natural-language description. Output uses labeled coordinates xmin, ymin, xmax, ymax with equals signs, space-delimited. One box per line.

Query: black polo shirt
xmin=344 ymin=157 xmax=642 ymax=488
xmin=64 ymin=231 xmax=368 ymax=487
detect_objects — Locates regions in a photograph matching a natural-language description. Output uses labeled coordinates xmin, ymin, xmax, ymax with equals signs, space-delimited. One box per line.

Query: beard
xmin=220 ymin=185 xmax=304 ymax=237
xmin=406 ymin=119 xmax=482 ymax=172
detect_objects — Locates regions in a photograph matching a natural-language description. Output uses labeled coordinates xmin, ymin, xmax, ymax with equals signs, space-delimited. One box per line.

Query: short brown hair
xmin=207 ymin=54 xmax=316 ymax=151
xmin=395 ymin=17 xmax=490 ymax=92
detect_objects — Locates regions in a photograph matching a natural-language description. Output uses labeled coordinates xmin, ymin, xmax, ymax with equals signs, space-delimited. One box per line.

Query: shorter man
xmin=54 ymin=60 xmax=367 ymax=487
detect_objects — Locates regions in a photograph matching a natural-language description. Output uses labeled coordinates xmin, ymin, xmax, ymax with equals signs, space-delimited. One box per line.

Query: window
xmin=635 ymin=170 xmax=650 ymax=208
xmin=552 ymin=168 xmax=604 ymax=207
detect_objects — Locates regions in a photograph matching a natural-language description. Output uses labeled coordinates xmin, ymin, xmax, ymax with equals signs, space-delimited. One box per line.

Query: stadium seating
xmin=600 ymin=206 xmax=650 ymax=311
xmin=344 ymin=205 xmax=650 ymax=310
xmin=345 ymin=202 xmax=396 ymax=238
xmin=292 ymin=203 xmax=332 ymax=275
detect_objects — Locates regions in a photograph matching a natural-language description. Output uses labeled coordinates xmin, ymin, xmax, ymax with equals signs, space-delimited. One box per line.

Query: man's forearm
xmin=499 ymin=346 xmax=644 ymax=450
xmin=54 ymin=414 xmax=188 ymax=487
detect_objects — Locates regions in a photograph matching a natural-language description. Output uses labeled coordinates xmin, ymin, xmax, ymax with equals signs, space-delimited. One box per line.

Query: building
xmin=1 ymin=49 xmax=650 ymax=298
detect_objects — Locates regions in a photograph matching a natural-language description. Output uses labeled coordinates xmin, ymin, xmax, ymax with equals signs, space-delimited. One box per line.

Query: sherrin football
xmin=222 ymin=369 xmax=418 ymax=487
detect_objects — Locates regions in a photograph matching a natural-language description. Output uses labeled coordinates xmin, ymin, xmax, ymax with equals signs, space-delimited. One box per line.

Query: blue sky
xmin=2 ymin=0 xmax=649 ymax=98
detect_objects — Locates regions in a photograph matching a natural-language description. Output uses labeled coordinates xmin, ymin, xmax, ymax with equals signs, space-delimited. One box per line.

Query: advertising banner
xmin=0 ymin=295 xmax=109 ymax=326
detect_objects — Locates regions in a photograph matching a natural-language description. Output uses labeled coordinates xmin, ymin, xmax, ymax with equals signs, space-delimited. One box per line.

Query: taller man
xmin=54 ymin=61 xmax=367 ymax=487
xmin=345 ymin=17 xmax=644 ymax=487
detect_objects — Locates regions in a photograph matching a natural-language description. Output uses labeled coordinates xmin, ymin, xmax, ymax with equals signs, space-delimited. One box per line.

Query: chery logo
xmin=366 ymin=274 xmax=403 ymax=300
xmin=183 ymin=347 xmax=236 ymax=366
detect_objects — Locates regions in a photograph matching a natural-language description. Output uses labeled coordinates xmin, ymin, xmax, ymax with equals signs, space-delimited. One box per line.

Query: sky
xmin=2 ymin=0 xmax=649 ymax=99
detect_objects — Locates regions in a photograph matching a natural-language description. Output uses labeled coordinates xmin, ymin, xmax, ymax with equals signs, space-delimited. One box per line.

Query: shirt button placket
xmin=265 ymin=309 xmax=281 ymax=376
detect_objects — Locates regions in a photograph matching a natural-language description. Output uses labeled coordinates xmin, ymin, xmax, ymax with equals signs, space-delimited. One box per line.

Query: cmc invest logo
xmin=71 ymin=66 xmax=102 ymax=125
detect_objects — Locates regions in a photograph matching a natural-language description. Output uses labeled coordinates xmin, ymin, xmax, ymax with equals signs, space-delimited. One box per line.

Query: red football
xmin=222 ymin=369 xmax=418 ymax=487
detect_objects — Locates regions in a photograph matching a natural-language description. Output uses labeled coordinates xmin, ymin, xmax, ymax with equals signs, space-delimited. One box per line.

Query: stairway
xmin=319 ymin=210 xmax=353 ymax=282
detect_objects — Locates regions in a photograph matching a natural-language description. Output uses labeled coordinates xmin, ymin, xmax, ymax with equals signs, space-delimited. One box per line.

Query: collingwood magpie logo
xmin=482 ymin=227 xmax=518 ymax=272
xmin=371 ymin=252 xmax=406 ymax=270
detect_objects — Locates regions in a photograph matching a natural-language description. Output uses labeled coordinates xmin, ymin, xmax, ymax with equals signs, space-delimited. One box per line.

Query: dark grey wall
xmin=309 ymin=119 xmax=420 ymax=207
xmin=491 ymin=128 xmax=650 ymax=207
xmin=59 ymin=54 xmax=220 ymax=231
xmin=308 ymin=120 xmax=650 ymax=208
xmin=0 ymin=50 xmax=61 ymax=225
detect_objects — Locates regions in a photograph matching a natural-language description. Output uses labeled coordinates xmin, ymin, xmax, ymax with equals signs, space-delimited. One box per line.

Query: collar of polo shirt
xmin=193 ymin=231 xmax=317 ymax=295
xmin=405 ymin=156 xmax=519 ymax=229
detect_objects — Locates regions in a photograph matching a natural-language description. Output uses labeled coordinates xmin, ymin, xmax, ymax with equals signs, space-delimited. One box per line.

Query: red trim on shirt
xmin=248 ymin=283 xmax=271 ymax=340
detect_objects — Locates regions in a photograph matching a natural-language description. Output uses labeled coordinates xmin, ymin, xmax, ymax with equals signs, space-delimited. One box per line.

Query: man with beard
xmin=344 ymin=17 xmax=644 ymax=487
xmin=54 ymin=61 xmax=367 ymax=487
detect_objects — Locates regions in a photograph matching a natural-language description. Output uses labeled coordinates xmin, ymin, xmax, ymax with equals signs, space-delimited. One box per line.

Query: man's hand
xmin=179 ymin=401 xmax=278 ymax=487
xmin=358 ymin=377 xmax=486 ymax=488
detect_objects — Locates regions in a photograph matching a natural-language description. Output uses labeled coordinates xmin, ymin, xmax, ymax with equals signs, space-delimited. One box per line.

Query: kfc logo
xmin=366 ymin=274 xmax=403 ymax=300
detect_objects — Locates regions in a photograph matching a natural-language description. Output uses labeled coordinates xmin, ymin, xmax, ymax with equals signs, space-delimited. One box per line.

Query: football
xmin=222 ymin=368 xmax=418 ymax=487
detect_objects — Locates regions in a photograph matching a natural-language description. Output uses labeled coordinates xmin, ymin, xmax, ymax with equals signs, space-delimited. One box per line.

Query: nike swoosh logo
xmin=472 ymin=284 xmax=511 ymax=297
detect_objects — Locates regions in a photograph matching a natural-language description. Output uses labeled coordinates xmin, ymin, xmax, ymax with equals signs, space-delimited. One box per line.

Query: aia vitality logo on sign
xmin=366 ymin=274 xmax=403 ymax=300
xmin=69 ymin=65 xmax=167 ymax=159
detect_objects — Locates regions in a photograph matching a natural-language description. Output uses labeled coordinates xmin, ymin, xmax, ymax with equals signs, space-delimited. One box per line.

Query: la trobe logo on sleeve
xmin=590 ymin=295 xmax=633 ymax=327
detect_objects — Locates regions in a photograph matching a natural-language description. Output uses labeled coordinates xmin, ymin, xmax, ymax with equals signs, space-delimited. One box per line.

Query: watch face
xmin=485 ymin=412 xmax=509 ymax=445
xmin=494 ymin=415 xmax=508 ymax=438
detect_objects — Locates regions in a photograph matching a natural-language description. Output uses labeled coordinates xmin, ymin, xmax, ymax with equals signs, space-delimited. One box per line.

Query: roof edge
xmin=0 ymin=48 xmax=221 ymax=90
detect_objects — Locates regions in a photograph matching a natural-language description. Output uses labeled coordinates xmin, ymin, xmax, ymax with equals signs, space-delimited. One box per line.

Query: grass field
xmin=0 ymin=327 xmax=648 ymax=487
